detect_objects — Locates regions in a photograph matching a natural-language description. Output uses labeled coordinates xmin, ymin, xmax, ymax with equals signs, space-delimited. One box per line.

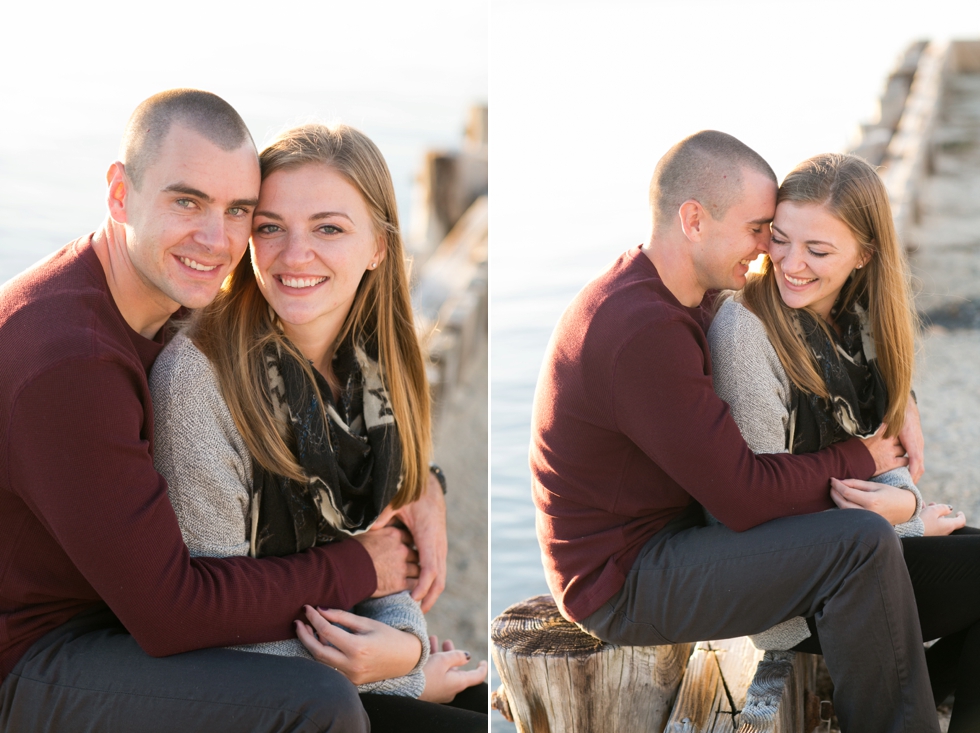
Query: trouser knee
xmin=291 ymin=667 xmax=369 ymax=733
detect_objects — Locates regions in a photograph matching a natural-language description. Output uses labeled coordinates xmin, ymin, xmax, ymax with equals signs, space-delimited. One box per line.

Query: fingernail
xmin=464 ymin=651 xmax=471 ymax=660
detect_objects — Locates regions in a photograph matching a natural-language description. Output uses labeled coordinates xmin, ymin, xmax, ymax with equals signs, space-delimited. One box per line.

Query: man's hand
xmin=352 ymin=526 xmax=419 ymax=597
xmin=392 ymin=471 xmax=447 ymax=613
xmin=859 ymin=424 xmax=909 ymax=477
xmin=830 ymin=477 xmax=916 ymax=525
xmin=295 ymin=606 xmax=422 ymax=685
xmin=899 ymin=398 xmax=925 ymax=484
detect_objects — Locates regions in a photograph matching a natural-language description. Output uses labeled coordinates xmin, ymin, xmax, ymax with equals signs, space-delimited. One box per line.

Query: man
xmin=0 ymin=89 xmax=446 ymax=732
xmin=531 ymin=130 xmax=938 ymax=732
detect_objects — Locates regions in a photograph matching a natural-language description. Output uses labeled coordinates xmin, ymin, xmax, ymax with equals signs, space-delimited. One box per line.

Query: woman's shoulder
xmin=150 ymin=329 xmax=219 ymax=393
xmin=709 ymin=295 xmax=770 ymax=345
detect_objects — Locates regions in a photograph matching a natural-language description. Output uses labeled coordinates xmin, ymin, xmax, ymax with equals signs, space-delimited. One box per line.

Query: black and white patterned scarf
xmin=248 ymin=339 xmax=401 ymax=558
xmin=788 ymin=302 xmax=889 ymax=455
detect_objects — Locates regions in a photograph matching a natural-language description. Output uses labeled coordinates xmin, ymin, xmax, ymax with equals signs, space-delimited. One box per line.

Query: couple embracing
xmin=532 ymin=131 xmax=980 ymax=732
xmin=0 ymin=90 xmax=486 ymax=731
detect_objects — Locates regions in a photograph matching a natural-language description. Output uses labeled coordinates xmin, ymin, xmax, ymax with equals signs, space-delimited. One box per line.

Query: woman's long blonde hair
xmin=191 ymin=123 xmax=431 ymax=507
xmin=741 ymin=153 xmax=916 ymax=436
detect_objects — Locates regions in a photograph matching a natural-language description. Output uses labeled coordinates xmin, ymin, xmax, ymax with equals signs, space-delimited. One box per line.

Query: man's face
xmin=120 ymin=125 xmax=260 ymax=309
xmin=694 ymin=167 xmax=776 ymax=292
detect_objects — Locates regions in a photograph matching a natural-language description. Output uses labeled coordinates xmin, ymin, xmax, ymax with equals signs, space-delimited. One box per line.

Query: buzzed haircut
xmin=120 ymin=89 xmax=255 ymax=189
xmin=649 ymin=130 xmax=776 ymax=232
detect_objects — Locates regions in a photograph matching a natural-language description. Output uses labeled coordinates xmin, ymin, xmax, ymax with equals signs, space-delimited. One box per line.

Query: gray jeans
xmin=579 ymin=506 xmax=939 ymax=733
xmin=0 ymin=605 xmax=368 ymax=733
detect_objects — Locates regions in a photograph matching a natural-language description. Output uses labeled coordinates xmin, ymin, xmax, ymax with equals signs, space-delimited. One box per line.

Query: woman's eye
xmin=255 ymin=223 xmax=281 ymax=234
xmin=770 ymin=237 xmax=788 ymax=246
xmin=317 ymin=224 xmax=343 ymax=235
xmin=807 ymin=248 xmax=829 ymax=258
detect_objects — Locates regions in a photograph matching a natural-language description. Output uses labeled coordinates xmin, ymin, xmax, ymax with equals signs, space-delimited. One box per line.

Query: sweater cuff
xmin=838 ymin=436 xmax=878 ymax=480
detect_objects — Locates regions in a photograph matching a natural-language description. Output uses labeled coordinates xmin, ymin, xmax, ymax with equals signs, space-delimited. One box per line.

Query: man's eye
xmin=176 ymin=198 xmax=196 ymax=209
xmin=228 ymin=207 xmax=250 ymax=217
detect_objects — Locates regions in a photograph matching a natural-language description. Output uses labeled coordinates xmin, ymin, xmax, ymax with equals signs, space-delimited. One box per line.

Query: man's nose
xmin=196 ymin=210 xmax=228 ymax=250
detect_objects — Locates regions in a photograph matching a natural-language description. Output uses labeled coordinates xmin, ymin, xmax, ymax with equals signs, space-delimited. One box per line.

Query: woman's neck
xmin=281 ymin=320 xmax=343 ymax=399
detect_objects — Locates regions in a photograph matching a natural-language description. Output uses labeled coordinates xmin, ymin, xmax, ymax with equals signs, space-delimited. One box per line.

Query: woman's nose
xmin=278 ymin=233 xmax=315 ymax=267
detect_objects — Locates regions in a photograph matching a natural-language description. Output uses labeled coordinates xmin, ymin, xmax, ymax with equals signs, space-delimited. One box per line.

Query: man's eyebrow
xmin=230 ymin=197 xmax=259 ymax=208
xmin=162 ymin=184 xmax=214 ymax=203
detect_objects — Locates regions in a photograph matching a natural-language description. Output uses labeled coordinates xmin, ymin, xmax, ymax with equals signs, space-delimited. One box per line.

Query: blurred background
xmin=0 ymin=0 xmax=489 ymax=676
xmin=491 ymin=2 xmax=980 ymax=730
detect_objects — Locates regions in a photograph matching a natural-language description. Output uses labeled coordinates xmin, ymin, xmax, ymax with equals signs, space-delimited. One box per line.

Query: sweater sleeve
xmin=611 ymin=312 xmax=875 ymax=532
xmin=6 ymin=354 xmax=377 ymax=658
xmin=707 ymin=300 xmax=792 ymax=455
xmin=150 ymin=333 xmax=253 ymax=559
xmin=353 ymin=592 xmax=429 ymax=697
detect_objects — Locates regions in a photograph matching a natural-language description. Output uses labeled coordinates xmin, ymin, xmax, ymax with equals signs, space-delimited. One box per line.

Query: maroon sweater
xmin=530 ymin=247 xmax=876 ymax=622
xmin=0 ymin=236 xmax=376 ymax=680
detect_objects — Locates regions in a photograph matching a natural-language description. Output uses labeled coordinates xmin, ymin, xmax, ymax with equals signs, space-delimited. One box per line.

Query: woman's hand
xmin=830 ymin=477 xmax=916 ymax=525
xmin=419 ymin=636 xmax=488 ymax=704
xmin=859 ymin=424 xmax=910 ymax=477
xmin=898 ymin=398 xmax=926 ymax=483
xmin=295 ymin=606 xmax=423 ymax=685
xmin=921 ymin=502 xmax=966 ymax=536
xmin=391 ymin=472 xmax=448 ymax=613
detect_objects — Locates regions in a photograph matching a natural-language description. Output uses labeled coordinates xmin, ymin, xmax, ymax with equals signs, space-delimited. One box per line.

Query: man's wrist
xmin=428 ymin=463 xmax=447 ymax=495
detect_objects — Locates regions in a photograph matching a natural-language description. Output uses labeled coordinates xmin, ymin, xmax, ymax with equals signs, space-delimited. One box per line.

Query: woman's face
xmin=768 ymin=201 xmax=869 ymax=321
xmin=251 ymin=164 xmax=383 ymax=342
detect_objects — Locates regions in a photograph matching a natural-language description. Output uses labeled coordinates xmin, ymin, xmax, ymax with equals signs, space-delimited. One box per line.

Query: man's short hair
xmin=120 ymin=89 xmax=255 ymax=189
xmin=649 ymin=130 xmax=776 ymax=231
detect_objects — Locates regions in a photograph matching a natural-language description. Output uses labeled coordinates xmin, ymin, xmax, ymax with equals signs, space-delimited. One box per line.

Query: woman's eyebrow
xmin=772 ymin=224 xmax=838 ymax=248
xmin=253 ymin=210 xmax=282 ymax=220
xmin=310 ymin=211 xmax=354 ymax=223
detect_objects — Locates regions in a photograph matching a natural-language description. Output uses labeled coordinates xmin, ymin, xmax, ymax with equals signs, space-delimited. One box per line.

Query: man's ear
xmin=106 ymin=162 xmax=129 ymax=224
xmin=678 ymin=200 xmax=706 ymax=242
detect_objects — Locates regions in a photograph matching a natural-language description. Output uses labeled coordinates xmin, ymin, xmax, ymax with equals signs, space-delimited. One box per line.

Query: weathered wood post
xmin=491 ymin=595 xmax=693 ymax=732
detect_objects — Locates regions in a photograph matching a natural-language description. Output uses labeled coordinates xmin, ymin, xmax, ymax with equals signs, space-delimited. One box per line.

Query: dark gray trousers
xmin=579 ymin=506 xmax=940 ymax=733
xmin=0 ymin=606 xmax=368 ymax=733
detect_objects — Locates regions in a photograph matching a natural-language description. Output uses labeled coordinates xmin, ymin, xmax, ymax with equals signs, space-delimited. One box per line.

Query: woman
xmin=150 ymin=123 xmax=487 ymax=729
xmin=707 ymin=152 xmax=980 ymax=730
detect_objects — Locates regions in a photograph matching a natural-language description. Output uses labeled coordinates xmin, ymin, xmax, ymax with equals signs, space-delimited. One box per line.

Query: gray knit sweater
xmin=707 ymin=298 xmax=924 ymax=650
xmin=149 ymin=332 xmax=428 ymax=697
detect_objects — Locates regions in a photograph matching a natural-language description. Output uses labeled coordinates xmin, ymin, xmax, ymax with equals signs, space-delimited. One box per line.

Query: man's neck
xmin=641 ymin=235 xmax=705 ymax=307
xmin=91 ymin=220 xmax=179 ymax=339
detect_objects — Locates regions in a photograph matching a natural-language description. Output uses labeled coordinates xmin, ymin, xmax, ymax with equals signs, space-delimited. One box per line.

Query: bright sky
xmin=0 ymin=0 xmax=487 ymax=278
xmin=492 ymin=0 xmax=980 ymax=298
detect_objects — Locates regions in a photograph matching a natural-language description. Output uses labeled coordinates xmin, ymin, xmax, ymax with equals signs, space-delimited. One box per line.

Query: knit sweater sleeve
xmin=707 ymin=299 xmax=792 ymax=455
xmin=354 ymin=592 xmax=430 ymax=697
xmin=149 ymin=332 xmax=253 ymax=558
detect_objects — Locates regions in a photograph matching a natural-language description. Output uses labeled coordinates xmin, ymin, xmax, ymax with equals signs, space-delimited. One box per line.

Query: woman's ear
xmin=373 ymin=234 xmax=387 ymax=268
